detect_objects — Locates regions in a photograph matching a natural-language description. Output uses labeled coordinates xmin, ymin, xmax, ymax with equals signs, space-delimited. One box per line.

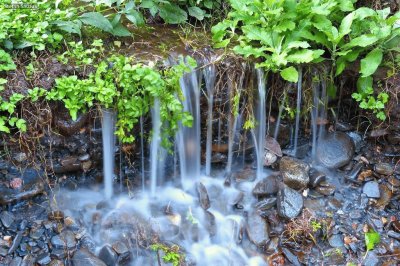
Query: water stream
xmin=150 ymin=99 xmax=162 ymax=197
xmin=255 ymin=68 xmax=266 ymax=179
xmin=101 ymin=108 xmax=116 ymax=199
xmin=293 ymin=67 xmax=303 ymax=156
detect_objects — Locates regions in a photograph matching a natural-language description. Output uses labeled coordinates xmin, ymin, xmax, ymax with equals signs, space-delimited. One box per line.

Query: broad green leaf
xmin=275 ymin=21 xmax=296 ymax=32
xmin=338 ymin=0 xmax=355 ymax=11
xmin=286 ymin=41 xmax=310 ymax=49
xmin=287 ymin=49 xmax=324 ymax=63
xmin=188 ymin=7 xmax=206 ymax=20
xmin=242 ymin=25 xmax=272 ymax=46
xmin=280 ymin=66 xmax=298 ymax=82
xmin=111 ymin=23 xmax=131 ymax=37
xmin=354 ymin=7 xmax=375 ymax=20
xmin=126 ymin=10 xmax=145 ymax=26
xmin=360 ymin=48 xmax=383 ymax=77
xmin=335 ymin=57 xmax=347 ymax=76
xmin=365 ymin=230 xmax=380 ymax=251
xmin=343 ymin=34 xmax=379 ymax=49
xmin=158 ymin=4 xmax=187 ymax=24
xmin=357 ymin=76 xmax=373 ymax=92
xmin=79 ymin=12 xmax=113 ymax=32
xmin=233 ymin=45 xmax=265 ymax=58
xmin=338 ymin=12 xmax=354 ymax=40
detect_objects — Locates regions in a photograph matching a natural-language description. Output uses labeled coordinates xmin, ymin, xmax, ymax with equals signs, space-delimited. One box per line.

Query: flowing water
xmin=177 ymin=68 xmax=201 ymax=188
xmin=204 ymin=62 xmax=217 ymax=176
xmin=255 ymin=68 xmax=266 ymax=179
xmin=101 ymin=108 xmax=116 ymax=199
xmin=150 ymin=99 xmax=162 ymax=197
xmin=293 ymin=67 xmax=303 ymax=156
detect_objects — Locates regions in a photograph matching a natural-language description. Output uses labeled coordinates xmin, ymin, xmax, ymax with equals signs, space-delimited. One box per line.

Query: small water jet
xmin=255 ymin=68 xmax=266 ymax=179
xmin=150 ymin=99 xmax=162 ymax=197
xmin=293 ymin=67 xmax=303 ymax=156
xmin=101 ymin=108 xmax=116 ymax=199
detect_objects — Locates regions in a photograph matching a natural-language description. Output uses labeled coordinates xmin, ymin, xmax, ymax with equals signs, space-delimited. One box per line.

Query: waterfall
xmin=177 ymin=68 xmax=201 ymax=188
xmin=255 ymin=68 xmax=266 ymax=180
xmin=140 ymin=115 xmax=145 ymax=191
xmin=150 ymin=99 xmax=162 ymax=197
xmin=204 ymin=62 xmax=216 ymax=176
xmin=293 ymin=67 xmax=303 ymax=156
xmin=101 ymin=108 xmax=116 ymax=199
xmin=318 ymin=77 xmax=328 ymax=139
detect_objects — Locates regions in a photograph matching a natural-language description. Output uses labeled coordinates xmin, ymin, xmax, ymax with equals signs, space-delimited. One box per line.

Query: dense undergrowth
xmin=0 ymin=0 xmax=399 ymax=141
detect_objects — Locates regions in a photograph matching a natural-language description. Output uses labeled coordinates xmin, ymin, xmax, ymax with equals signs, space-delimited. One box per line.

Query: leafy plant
xmin=365 ymin=229 xmax=380 ymax=251
xmin=0 ymin=79 xmax=27 ymax=133
xmin=0 ymin=50 xmax=16 ymax=71
xmin=57 ymin=39 xmax=104 ymax=67
xmin=150 ymin=243 xmax=183 ymax=266
xmin=212 ymin=0 xmax=400 ymax=120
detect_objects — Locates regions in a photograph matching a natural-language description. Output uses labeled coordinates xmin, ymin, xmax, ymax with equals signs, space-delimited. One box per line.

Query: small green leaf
xmin=158 ymin=4 xmax=187 ymax=24
xmin=188 ymin=6 xmax=206 ymax=20
xmin=365 ymin=230 xmax=380 ymax=251
xmin=280 ymin=66 xmax=298 ymax=82
xmin=360 ymin=48 xmax=383 ymax=77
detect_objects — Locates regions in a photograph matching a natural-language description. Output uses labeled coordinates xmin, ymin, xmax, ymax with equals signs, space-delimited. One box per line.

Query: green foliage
xmin=0 ymin=0 xmax=77 ymax=51
xmin=365 ymin=229 xmax=380 ymax=251
xmin=311 ymin=220 xmax=322 ymax=232
xmin=0 ymin=79 xmax=26 ymax=133
xmin=47 ymin=40 xmax=195 ymax=145
xmin=0 ymin=50 xmax=16 ymax=71
xmin=351 ymin=76 xmax=389 ymax=120
xmin=57 ymin=40 xmax=104 ymax=67
xmin=150 ymin=243 xmax=183 ymax=266
xmin=212 ymin=0 xmax=400 ymax=119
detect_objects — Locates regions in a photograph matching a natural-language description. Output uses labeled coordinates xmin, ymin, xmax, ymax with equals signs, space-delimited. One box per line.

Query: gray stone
xmin=252 ymin=175 xmax=279 ymax=196
xmin=309 ymin=168 xmax=326 ymax=188
xmin=8 ymin=231 xmax=23 ymax=254
xmin=0 ymin=169 xmax=45 ymax=204
xmin=363 ymin=251 xmax=379 ymax=266
xmin=111 ymin=241 xmax=129 ymax=256
xmin=363 ymin=181 xmax=380 ymax=198
xmin=9 ymin=257 xmax=22 ymax=266
xmin=51 ymin=231 xmax=76 ymax=250
xmin=98 ymin=245 xmax=118 ymax=266
xmin=347 ymin=131 xmax=363 ymax=153
xmin=374 ymin=163 xmax=394 ymax=176
xmin=316 ymin=132 xmax=355 ymax=168
xmin=254 ymin=198 xmax=277 ymax=211
xmin=277 ymin=186 xmax=303 ymax=219
xmin=328 ymin=234 xmax=344 ymax=248
xmin=72 ymin=249 xmax=107 ymax=266
xmin=246 ymin=211 xmax=269 ymax=246
xmin=280 ymin=157 xmax=310 ymax=190
xmin=388 ymin=230 xmax=400 ymax=240
xmin=0 ymin=211 xmax=15 ymax=228
xmin=21 ymin=254 xmax=36 ymax=266
xmin=36 ymin=253 xmax=51 ymax=265
xmin=197 ymin=182 xmax=210 ymax=210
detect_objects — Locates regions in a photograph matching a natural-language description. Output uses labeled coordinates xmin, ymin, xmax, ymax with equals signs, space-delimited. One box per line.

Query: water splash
xmin=204 ymin=62 xmax=217 ymax=176
xmin=255 ymin=68 xmax=266 ymax=179
xmin=101 ymin=108 xmax=116 ymax=199
xmin=140 ymin=115 xmax=145 ymax=191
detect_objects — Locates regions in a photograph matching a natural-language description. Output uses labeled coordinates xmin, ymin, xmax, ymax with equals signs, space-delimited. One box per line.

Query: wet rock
xmin=49 ymin=260 xmax=64 ymax=266
xmin=55 ymin=111 xmax=88 ymax=136
xmin=9 ymin=257 xmax=22 ymax=266
xmin=252 ymin=175 xmax=279 ymax=197
xmin=347 ymin=131 xmax=363 ymax=153
xmin=363 ymin=250 xmax=379 ymax=266
xmin=374 ymin=163 xmax=394 ymax=176
xmin=232 ymin=168 xmax=256 ymax=183
xmin=335 ymin=121 xmax=353 ymax=132
xmin=388 ymin=176 xmax=400 ymax=187
xmin=111 ymin=241 xmax=128 ymax=255
xmin=197 ymin=182 xmax=210 ymax=210
xmin=388 ymin=230 xmax=400 ymax=240
xmin=48 ymin=211 xmax=64 ymax=221
xmin=72 ymin=249 xmax=107 ymax=266
xmin=281 ymin=248 xmax=301 ymax=266
xmin=0 ymin=211 xmax=15 ymax=228
xmin=263 ymin=151 xmax=277 ymax=166
xmin=0 ymin=247 xmax=7 ymax=256
xmin=363 ymin=181 xmax=381 ymax=198
xmin=277 ymin=186 xmax=303 ymax=219
xmin=51 ymin=249 xmax=67 ymax=259
xmin=316 ymin=132 xmax=355 ymax=168
xmin=375 ymin=184 xmax=392 ymax=209
xmin=345 ymin=163 xmax=363 ymax=182
xmin=0 ymin=168 xmax=45 ymax=204
xmin=315 ymin=184 xmax=335 ymax=196
xmin=8 ymin=231 xmax=23 ymax=254
xmin=211 ymin=153 xmax=227 ymax=164
xmin=265 ymin=136 xmax=282 ymax=157
xmin=21 ymin=254 xmax=36 ymax=266
xmin=369 ymin=128 xmax=388 ymax=138
xmin=51 ymin=231 xmax=76 ymax=250
xmin=309 ymin=168 xmax=326 ymax=188
xmin=37 ymin=253 xmax=51 ymax=265
xmin=99 ymin=245 xmax=118 ymax=266
xmin=246 ymin=211 xmax=269 ymax=246
xmin=280 ymin=157 xmax=310 ymax=190
xmin=328 ymin=234 xmax=344 ymax=248
xmin=254 ymin=198 xmax=277 ymax=211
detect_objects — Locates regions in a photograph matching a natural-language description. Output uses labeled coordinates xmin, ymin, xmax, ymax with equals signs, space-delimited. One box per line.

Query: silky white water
xmin=101 ymin=108 xmax=116 ymax=199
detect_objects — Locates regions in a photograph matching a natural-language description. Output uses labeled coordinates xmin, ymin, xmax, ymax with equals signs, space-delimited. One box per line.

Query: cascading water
xmin=255 ymin=68 xmax=266 ymax=179
xmin=150 ymin=99 xmax=162 ymax=197
xmin=293 ymin=67 xmax=303 ymax=156
xmin=140 ymin=115 xmax=145 ymax=191
xmin=101 ymin=108 xmax=116 ymax=199
xmin=274 ymin=92 xmax=287 ymax=140
xmin=311 ymin=72 xmax=320 ymax=160
xmin=177 ymin=67 xmax=201 ymax=188
xmin=204 ymin=61 xmax=217 ymax=176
